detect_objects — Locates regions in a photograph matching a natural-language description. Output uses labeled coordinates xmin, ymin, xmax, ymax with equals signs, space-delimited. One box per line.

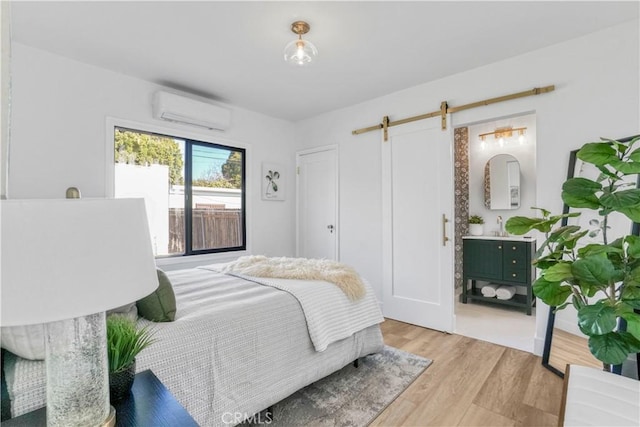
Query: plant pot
xmin=109 ymin=360 xmax=136 ymax=403
xmin=469 ymin=224 xmax=484 ymax=236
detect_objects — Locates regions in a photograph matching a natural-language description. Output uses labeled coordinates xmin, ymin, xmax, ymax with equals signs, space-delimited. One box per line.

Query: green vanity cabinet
xmin=462 ymin=237 xmax=536 ymax=315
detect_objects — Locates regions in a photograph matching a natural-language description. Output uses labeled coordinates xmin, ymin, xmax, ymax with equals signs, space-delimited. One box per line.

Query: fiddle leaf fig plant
xmin=506 ymin=136 xmax=640 ymax=367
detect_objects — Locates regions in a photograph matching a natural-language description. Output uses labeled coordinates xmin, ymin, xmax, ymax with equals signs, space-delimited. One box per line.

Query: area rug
xmin=247 ymin=345 xmax=432 ymax=427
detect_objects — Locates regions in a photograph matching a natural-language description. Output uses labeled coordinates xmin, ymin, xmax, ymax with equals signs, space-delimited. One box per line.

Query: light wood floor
xmin=548 ymin=328 xmax=601 ymax=374
xmin=371 ymin=319 xmax=564 ymax=427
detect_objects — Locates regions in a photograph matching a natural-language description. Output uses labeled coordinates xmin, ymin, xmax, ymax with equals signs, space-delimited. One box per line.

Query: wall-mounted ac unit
xmin=152 ymin=91 xmax=231 ymax=131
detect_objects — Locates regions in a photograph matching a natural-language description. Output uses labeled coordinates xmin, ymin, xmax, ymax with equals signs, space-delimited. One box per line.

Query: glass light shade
xmin=284 ymin=38 xmax=318 ymax=66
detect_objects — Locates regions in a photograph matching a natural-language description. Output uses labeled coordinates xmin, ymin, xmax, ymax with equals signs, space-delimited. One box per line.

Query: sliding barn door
xmin=382 ymin=117 xmax=454 ymax=332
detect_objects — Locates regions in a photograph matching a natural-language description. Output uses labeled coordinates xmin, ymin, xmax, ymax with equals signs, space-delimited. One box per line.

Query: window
xmin=114 ymin=127 xmax=246 ymax=256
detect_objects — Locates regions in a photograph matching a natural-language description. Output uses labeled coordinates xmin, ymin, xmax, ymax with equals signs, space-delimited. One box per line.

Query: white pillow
xmin=1 ymin=324 xmax=45 ymax=360
xmin=107 ymin=303 xmax=138 ymax=322
xmin=1 ymin=304 xmax=137 ymax=361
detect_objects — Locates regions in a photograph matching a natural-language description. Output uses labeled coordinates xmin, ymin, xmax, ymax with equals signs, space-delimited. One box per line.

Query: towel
xmin=496 ymin=285 xmax=517 ymax=300
xmin=481 ymin=284 xmax=498 ymax=298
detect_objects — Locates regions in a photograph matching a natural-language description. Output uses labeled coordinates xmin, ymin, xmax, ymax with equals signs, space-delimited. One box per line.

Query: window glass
xmin=114 ymin=127 xmax=245 ymax=256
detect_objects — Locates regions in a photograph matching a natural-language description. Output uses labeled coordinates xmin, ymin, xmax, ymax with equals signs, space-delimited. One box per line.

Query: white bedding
xmin=200 ymin=266 xmax=384 ymax=352
xmin=4 ymin=267 xmax=384 ymax=426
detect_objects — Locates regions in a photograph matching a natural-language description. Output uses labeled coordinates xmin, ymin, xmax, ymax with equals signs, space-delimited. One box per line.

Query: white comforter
xmin=4 ymin=268 xmax=384 ymax=426
xmin=200 ymin=265 xmax=384 ymax=352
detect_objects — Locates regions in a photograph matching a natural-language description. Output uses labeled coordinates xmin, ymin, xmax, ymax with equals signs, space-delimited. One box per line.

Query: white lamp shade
xmin=1 ymin=198 xmax=159 ymax=326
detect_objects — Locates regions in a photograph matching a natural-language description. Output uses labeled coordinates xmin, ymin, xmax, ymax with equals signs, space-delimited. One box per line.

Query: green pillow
xmin=136 ymin=269 xmax=176 ymax=322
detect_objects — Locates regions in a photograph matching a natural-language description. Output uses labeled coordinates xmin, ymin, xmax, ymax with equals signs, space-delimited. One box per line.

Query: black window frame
xmin=115 ymin=126 xmax=247 ymax=257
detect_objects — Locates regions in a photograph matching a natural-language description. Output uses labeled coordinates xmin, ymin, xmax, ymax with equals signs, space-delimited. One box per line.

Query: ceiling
xmin=9 ymin=1 xmax=639 ymax=122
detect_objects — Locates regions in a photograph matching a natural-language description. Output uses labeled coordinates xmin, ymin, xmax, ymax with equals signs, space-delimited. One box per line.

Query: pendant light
xmin=284 ymin=21 xmax=318 ymax=66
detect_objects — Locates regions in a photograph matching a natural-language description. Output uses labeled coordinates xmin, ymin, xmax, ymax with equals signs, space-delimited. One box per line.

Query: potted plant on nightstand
xmin=506 ymin=136 xmax=640 ymax=371
xmin=107 ymin=315 xmax=156 ymax=402
xmin=469 ymin=215 xmax=485 ymax=236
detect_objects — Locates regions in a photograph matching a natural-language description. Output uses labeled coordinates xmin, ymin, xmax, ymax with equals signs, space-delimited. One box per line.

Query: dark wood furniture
xmin=2 ymin=370 xmax=198 ymax=426
xmin=462 ymin=237 xmax=536 ymax=315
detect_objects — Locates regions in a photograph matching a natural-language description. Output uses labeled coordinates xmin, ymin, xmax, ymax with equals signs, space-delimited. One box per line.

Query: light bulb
xmin=480 ymin=141 xmax=486 ymax=150
xmin=519 ymin=134 xmax=525 ymax=144
xmin=499 ymin=137 xmax=504 ymax=147
xmin=296 ymin=41 xmax=305 ymax=60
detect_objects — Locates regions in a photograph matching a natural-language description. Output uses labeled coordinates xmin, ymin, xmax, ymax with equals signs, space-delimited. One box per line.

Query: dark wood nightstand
xmin=3 ymin=370 xmax=199 ymax=426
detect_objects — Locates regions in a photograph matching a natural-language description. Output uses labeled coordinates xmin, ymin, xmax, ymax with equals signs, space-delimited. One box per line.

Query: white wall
xmin=468 ymin=115 xmax=537 ymax=298
xmin=468 ymin=113 xmax=537 ymax=234
xmin=115 ymin=163 xmax=170 ymax=256
xmin=8 ymin=20 xmax=640 ymax=354
xmin=1 ymin=1 xmax=11 ymax=199
xmin=295 ymin=20 xmax=640 ymax=355
xmin=8 ymin=43 xmax=297 ymax=265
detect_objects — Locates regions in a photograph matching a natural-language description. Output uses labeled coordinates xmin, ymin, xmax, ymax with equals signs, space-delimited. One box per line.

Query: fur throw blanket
xmin=220 ymin=255 xmax=366 ymax=301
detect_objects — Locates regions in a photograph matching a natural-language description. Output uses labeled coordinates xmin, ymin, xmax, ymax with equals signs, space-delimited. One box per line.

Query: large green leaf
xmin=599 ymin=188 xmax=640 ymax=210
xmin=625 ymin=235 xmax=640 ymax=258
xmin=620 ymin=312 xmax=640 ymax=341
xmin=534 ymin=257 xmax=564 ymax=270
xmin=532 ymin=277 xmax=572 ymax=306
xmin=588 ymin=332 xmax=635 ymax=365
xmin=623 ymin=331 xmax=640 ymax=353
xmin=577 ymin=244 xmax=623 ymax=258
xmin=548 ymin=225 xmax=581 ymax=242
xmin=562 ymin=178 xmax=602 ymax=209
xmin=578 ymin=302 xmax=617 ymax=335
xmin=627 ymin=147 xmax=640 ymax=162
xmin=505 ymin=213 xmax=581 ymax=235
xmin=577 ymin=143 xmax=618 ymax=166
xmin=560 ymin=230 xmax=589 ymax=251
xmin=505 ymin=216 xmax=548 ymax=234
xmin=621 ymin=282 xmax=640 ymax=308
xmin=562 ymin=192 xmax=601 ymax=209
xmin=609 ymin=237 xmax=625 ymax=251
xmin=609 ymin=159 xmax=640 ymax=175
xmin=544 ymin=263 xmax=573 ymax=282
xmin=596 ymin=165 xmax=621 ymax=182
xmin=617 ymin=205 xmax=640 ymax=223
xmin=562 ymin=177 xmax=602 ymax=196
xmin=571 ymin=256 xmax=616 ymax=287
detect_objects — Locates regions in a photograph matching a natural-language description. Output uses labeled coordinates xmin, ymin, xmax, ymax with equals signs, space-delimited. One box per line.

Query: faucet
xmin=497 ymin=216 xmax=505 ymax=236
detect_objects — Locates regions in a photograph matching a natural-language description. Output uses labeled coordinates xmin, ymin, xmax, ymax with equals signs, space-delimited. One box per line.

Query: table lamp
xmin=1 ymin=198 xmax=159 ymax=426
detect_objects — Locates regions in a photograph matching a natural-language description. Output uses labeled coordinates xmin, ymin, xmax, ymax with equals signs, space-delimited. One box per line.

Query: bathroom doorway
xmin=453 ymin=113 xmax=537 ymax=352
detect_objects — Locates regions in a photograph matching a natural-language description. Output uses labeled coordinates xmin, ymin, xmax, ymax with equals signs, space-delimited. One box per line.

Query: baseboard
xmin=533 ymin=335 xmax=545 ymax=357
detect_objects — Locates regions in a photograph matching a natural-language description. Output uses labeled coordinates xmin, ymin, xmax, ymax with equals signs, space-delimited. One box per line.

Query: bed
xmin=2 ymin=264 xmax=385 ymax=426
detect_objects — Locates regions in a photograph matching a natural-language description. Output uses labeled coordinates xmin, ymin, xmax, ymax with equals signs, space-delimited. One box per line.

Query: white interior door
xmin=382 ymin=118 xmax=454 ymax=332
xmin=296 ymin=147 xmax=338 ymax=260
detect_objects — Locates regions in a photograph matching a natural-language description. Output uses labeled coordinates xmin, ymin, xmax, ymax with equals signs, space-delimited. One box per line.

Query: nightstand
xmin=3 ymin=370 xmax=198 ymax=426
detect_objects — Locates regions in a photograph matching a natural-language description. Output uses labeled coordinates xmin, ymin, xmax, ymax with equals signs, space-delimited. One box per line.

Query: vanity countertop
xmin=463 ymin=235 xmax=536 ymax=242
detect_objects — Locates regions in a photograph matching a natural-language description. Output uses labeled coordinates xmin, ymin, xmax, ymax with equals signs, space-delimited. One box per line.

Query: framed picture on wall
xmin=262 ymin=162 xmax=285 ymax=201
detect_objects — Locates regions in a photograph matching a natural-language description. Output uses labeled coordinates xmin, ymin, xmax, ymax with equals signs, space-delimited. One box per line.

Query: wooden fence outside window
xmin=169 ymin=208 xmax=242 ymax=253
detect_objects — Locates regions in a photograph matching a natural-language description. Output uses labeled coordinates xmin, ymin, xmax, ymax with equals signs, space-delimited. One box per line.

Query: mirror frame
xmin=542 ymin=135 xmax=640 ymax=378
xmin=484 ymin=154 xmax=521 ymax=210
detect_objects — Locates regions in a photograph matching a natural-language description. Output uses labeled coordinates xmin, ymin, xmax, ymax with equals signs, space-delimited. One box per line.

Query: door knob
xmin=327 ymin=225 xmax=335 ymax=233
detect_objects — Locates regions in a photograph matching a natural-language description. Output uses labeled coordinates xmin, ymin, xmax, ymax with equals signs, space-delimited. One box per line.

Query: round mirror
xmin=484 ymin=154 xmax=520 ymax=210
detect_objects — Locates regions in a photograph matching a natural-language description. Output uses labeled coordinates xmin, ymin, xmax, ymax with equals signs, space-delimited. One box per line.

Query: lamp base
xmin=102 ymin=406 xmax=116 ymax=427
xmin=45 ymin=312 xmax=111 ymax=427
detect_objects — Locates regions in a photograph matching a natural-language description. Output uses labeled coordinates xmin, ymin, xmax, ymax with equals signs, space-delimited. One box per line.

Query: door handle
xmin=327 ymin=225 xmax=335 ymax=234
xmin=442 ymin=214 xmax=449 ymax=246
